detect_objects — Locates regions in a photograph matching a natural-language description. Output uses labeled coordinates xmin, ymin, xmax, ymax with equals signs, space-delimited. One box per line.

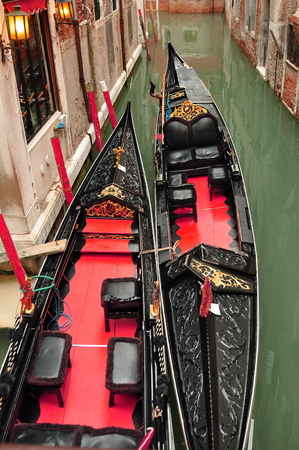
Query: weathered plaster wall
xmin=0 ymin=0 xmax=142 ymax=256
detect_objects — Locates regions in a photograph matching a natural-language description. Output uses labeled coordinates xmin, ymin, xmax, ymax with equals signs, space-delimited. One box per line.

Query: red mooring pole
xmin=137 ymin=5 xmax=151 ymax=60
xmin=51 ymin=137 xmax=74 ymax=206
xmin=88 ymin=91 xmax=104 ymax=152
xmin=100 ymin=81 xmax=118 ymax=129
xmin=0 ymin=210 xmax=33 ymax=313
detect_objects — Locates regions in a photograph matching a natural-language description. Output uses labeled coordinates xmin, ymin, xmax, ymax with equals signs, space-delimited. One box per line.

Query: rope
xmin=19 ymin=275 xmax=55 ymax=293
xmin=139 ymin=240 xmax=180 ymax=261
xmin=47 ymin=288 xmax=72 ymax=332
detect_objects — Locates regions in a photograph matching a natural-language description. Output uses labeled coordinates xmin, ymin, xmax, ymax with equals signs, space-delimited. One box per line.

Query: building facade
xmin=224 ymin=0 xmax=299 ymax=120
xmin=0 ymin=0 xmax=143 ymax=262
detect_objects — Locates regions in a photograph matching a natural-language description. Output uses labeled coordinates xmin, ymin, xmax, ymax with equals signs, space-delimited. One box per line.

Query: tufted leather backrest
xmin=163 ymin=113 xmax=220 ymax=149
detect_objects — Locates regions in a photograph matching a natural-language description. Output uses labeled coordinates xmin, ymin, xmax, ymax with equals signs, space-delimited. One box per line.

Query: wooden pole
xmin=100 ymin=81 xmax=118 ymax=129
xmin=87 ymin=91 xmax=104 ymax=152
xmin=138 ymin=6 xmax=151 ymax=60
xmin=148 ymin=2 xmax=158 ymax=41
xmin=0 ymin=210 xmax=34 ymax=314
xmin=51 ymin=137 xmax=74 ymax=206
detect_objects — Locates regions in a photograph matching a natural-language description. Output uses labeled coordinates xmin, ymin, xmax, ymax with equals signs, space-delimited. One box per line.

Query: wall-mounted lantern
xmin=57 ymin=0 xmax=75 ymax=21
xmin=1 ymin=5 xmax=30 ymax=62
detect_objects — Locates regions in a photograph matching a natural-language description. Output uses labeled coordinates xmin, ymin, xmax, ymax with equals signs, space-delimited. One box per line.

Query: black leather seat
xmin=105 ymin=337 xmax=143 ymax=407
xmin=10 ymin=424 xmax=76 ymax=446
xmin=168 ymin=184 xmax=197 ymax=221
xmin=26 ymin=331 xmax=72 ymax=407
xmin=164 ymin=113 xmax=224 ymax=170
xmin=10 ymin=423 xmax=143 ymax=448
xmin=79 ymin=426 xmax=143 ymax=448
xmin=100 ymin=278 xmax=140 ymax=332
xmin=208 ymin=165 xmax=229 ymax=200
xmin=168 ymin=172 xmax=188 ymax=186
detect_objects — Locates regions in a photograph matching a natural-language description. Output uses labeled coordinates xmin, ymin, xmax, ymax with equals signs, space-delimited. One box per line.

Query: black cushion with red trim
xmin=26 ymin=331 xmax=72 ymax=387
xmin=105 ymin=337 xmax=143 ymax=394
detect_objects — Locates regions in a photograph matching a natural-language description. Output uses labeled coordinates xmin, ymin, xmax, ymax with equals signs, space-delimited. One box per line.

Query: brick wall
xmin=147 ymin=0 xmax=223 ymax=13
xmin=282 ymin=62 xmax=298 ymax=111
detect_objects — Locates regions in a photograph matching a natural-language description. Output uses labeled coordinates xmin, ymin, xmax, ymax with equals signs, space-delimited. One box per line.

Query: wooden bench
xmin=105 ymin=337 xmax=143 ymax=407
xmin=26 ymin=331 xmax=72 ymax=407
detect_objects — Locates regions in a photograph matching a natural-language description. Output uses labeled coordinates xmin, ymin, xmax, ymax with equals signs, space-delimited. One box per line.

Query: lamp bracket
xmin=1 ymin=36 xmax=12 ymax=63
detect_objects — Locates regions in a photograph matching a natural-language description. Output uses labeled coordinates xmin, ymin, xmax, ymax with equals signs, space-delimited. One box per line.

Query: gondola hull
xmin=152 ymin=44 xmax=259 ymax=450
xmin=0 ymin=103 xmax=172 ymax=449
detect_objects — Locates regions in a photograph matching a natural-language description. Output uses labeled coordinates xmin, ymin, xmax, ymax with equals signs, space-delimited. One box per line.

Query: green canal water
xmin=1 ymin=11 xmax=299 ymax=449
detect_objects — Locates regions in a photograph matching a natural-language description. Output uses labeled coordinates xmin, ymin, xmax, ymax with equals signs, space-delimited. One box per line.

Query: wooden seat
xmin=26 ymin=331 xmax=72 ymax=407
xmin=208 ymin=165 xmax=229 ymax=200
xmin=100 ymin=278 xmax=140 ymax=332
xmin=105 ymin=337 xmax=143 ymax=407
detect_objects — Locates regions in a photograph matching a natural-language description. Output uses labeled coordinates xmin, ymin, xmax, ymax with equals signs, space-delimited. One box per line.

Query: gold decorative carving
xmin=83 ymin=233 xmax=134 ymax=240
xmin=98 ymin=185 xmax=125 ymax=199
xmin=170 ymin=91 xmax=186 ymax=100
xmin=170 ymin=100 xmax=208 ymax=121
xmin=189 ymin=258 xmax=251 ymax=291
xmin=85 ymin=200 xmax=135 ymax=218
xmin=113 ymin=146 xmax=124 ymax=167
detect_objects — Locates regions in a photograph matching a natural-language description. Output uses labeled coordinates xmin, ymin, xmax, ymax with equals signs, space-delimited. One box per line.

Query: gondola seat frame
xmin=101 ymin=277 xmax=140 ymax=332
xmin=26 ymin=331 xmax=72 ymax=407
xmin=105 ymin=337 xmax=143 ymax=407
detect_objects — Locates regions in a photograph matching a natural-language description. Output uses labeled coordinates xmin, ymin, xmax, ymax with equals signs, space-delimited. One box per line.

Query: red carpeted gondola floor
xmin=37 ymin=226 xmax=139 ymax=429
xmin=174 ymin=175 xmax=235 ymax=254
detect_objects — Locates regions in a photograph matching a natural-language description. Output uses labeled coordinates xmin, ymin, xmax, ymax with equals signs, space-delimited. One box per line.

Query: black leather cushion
xmin=79 ymin=426 xmax=142 ymax=449
xmin=208 ymin=165 xmax=229 ymax=185
xmin=169 ymin=186 xmax=197 ymax=206
xmin=166 ymin=145 xmax=223 ymax=169
xmin=166 ymin=148 xmax=193 ymax=168
xmin=163 ymin=119 xmax=189 ymax=149
xmin=10 ymin=423 xmax=76 ymax=446
xmin=194 ymin=145 xmax=223 ymax=164
xmin=191 ymin=116 xmax=219 ymax=146
xmin=101 ymin=278 xmax=139 ymax=311
xmin=168 ymin=172 xmax=188 ymax=186
xmin=105 ymin=337 xmax=142 ymax=393
xmin=27 ymin=331 xmax=72 ymax=387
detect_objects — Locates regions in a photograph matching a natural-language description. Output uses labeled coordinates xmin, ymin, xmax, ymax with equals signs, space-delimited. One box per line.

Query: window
xmin=10 ymin=10 xmax=58 ymax=141
xmin=287 ymin=24 xmax=299 ymax=67
xmin=94 ymin=0 xmax=101 ymax=20
xmin=112 ymin=0 xmax=117 ymax=11
xmin=245 ymin=0 xmax=257 ymax=32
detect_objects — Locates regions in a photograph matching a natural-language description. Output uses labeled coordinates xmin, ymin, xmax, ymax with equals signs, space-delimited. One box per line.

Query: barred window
xmin=287 ymin=24 xmax=299 ymax=67
xmin=9 ymin=10 xmax=58 ymax=141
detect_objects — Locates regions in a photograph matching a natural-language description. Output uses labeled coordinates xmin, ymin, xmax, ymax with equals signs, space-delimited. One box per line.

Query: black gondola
xmin=0 ymin=102 xmax=173 ymax=449
xmin=151 ymin=43 xmax=259 ymax=450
